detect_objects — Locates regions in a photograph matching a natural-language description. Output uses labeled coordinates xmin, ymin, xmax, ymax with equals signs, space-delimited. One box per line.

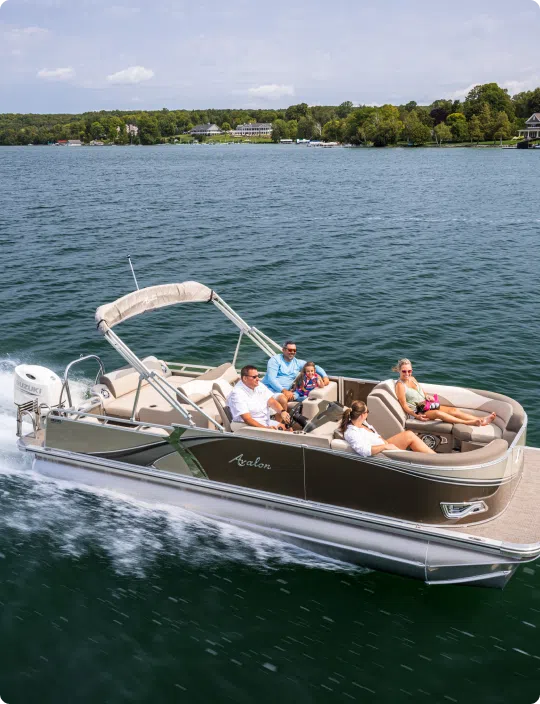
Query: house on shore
xmin=233 ymin=122 xmax=272 ymax=137
xmin=67 ymin=139 xmax=83 ymax=147
xmin=518 ymin=113 xmax=540 ymax=140
xmin=190 ymin=123 xmax=222 ymax=137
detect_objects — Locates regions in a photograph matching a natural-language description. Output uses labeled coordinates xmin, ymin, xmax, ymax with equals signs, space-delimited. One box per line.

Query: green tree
xmin=221 ymin=122 xmax=231 ymax=132
xmin=271 ymin=119 xmax=288 ymax=142
xmin=364 ymin=105 xmax=404 ymax=146
xmin=404 ymin=110 xmax=432 ymax=145
xmin=321 ymin=119 xmax=343 ymax=142
xmin=434 ymin=122 xmax=452 ymax=145
xmin=285 ymin=103 xmax=309 ymax=121
xmin=90 ymin=121 xmax=105 ymax=140
xmin=342 ymin=106 xmax=376 ymax=144
xmin=158 ymin=114 xmax=177 ymax=137
xmin=468 ymin=115 xmax=484 ymax=144
xmin=286 ymin=119 xmax=298 ymax=139
xmin=310 ymin=106 xmax=336 ymax=127
xmin=137 ymin=114 xmax=160 ymax=144
xmin=446 ymin=112 xmax=469 ymax=142
xmin=478 ymin=103 xmax=494 ymax=141
xmin=512 ymin=88 xmax=540 ymax=119
xmin=403 ymin=100 xmax=417 ymax=112
xmin=297 ymin=116 xmax=318 ymax=139
xmin=464 ymin=82 xmax=515 ymax=120
xmin=492 ymin=111 xmax=513 ymax=142
xmin=430 ymin=99 xmax=453 ymax=125
xmin=336 ymin=101 xmax=354 ymax=118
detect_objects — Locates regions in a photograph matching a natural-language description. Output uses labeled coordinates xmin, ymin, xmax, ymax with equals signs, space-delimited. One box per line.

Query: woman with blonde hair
xmin=339 ymin=401 xmax=436 ymax=458
xmin=393 ymin=359 xmax=496 ymax=426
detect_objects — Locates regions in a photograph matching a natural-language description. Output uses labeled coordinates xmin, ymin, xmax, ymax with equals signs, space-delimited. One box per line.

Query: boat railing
xmin=60 ymin=354 xmax=106 ymax=408
xmin=50 ymin=407 xmax=175 ymax=432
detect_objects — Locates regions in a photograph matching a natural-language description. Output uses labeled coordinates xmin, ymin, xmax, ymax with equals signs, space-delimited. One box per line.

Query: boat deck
xmin=448 ymin=447 xmax=540 ymax=545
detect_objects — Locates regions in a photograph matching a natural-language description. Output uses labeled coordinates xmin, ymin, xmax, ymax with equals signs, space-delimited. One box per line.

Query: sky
xmin=1 ymin=0 xmax=540 ymax=113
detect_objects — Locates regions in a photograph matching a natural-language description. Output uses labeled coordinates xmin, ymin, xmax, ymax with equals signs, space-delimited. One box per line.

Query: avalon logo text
xmin=229 ymin=454 xmax=271 ymax=470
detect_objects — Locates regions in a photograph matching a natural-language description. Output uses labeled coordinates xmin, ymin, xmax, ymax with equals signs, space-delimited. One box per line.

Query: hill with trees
xmin=1 ymin=82 xmax=539 ymax=147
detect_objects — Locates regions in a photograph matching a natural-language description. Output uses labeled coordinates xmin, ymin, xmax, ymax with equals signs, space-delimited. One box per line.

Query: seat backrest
xmin=211 ymin=382 xmax=232 ymax=432
xmin=197 ymin=362 xmax=239 ymax=384
xmin=100 ymin=357 xmax=171 ymax=398
xmin=367 ymin=380 xmax=406 ymax=438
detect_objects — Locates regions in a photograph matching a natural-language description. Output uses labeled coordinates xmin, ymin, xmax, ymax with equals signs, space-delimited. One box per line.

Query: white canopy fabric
xmin=95 ymin=281 xmax=213 ymax=330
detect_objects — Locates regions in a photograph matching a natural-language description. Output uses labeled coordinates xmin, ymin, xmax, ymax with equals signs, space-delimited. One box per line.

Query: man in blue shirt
xmin=262 ymin=340 xmax=330 ymax=404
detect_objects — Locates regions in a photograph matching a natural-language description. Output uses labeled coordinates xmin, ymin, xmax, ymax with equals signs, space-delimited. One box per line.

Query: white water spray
xmin=0 ymin=357 xmax=366 ymax=578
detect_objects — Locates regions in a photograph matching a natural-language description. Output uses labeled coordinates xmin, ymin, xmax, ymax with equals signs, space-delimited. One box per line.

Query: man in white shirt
xmin=228 ymin=365 xmax=291 ymax=430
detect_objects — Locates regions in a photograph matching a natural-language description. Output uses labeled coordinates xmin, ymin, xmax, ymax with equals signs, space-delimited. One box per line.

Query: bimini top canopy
xmin=95 ymin=281 xmax=214 ymax=331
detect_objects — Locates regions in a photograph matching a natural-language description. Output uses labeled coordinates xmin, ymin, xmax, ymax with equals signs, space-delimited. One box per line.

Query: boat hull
xmin=26 ymin=445 xmax=536 ymax=589
xmin=43 ymin=418 xmax=524 ymax=527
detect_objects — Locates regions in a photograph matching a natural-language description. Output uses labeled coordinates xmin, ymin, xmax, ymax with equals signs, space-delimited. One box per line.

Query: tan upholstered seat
xmin=367 ymin=380 xmax=453 ymax=438
xmin=368 ymin=379 xmax=515 ymax=450
xmin=99 ymin=360 xmax=238 ymax=429
xmin=300 ymin=381 xmax=338 ymax=420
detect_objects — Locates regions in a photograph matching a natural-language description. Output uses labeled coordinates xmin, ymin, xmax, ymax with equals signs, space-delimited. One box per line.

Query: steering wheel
xmin=284 ymin=402 xmax=304 ymax=430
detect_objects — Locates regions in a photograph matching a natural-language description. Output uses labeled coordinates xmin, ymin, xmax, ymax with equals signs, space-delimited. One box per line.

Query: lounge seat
xmin=367 ymin=380 xmax=515 ymax=451
xmin=98 ymin=359 xmax=239 ymax=429
xmin=367 ymin=380 xmax=453 ymax=439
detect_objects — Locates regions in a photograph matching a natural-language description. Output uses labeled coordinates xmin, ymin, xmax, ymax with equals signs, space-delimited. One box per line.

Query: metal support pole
xmin=232 ymin=331 xmax=243 ymax=368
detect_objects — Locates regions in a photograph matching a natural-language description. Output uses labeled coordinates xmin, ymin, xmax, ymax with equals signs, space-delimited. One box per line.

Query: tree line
xmin=1 ymin=82 xmax=539 ymax=146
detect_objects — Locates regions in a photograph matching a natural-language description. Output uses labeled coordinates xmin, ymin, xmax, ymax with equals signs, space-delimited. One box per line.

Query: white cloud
xmin=503 ymin=77 xmax=540 ymax=95
xmin=247 ymin=84 xmax=294 ymax=101
xmin=448 ymin=83 xmax=478 ymax=100
xmin=106 ymin=65 xmax=154 ymax=85
xmin=37 ymin=67 xmax=75 ymax=80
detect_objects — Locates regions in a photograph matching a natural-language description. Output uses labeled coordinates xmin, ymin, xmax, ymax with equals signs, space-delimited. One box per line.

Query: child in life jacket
xmin=292 ymin=361 xmax=325 ymax=401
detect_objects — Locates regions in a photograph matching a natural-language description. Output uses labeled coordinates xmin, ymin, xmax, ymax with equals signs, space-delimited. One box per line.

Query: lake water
xmin=1 ymin=144 xmax=539 ymax=704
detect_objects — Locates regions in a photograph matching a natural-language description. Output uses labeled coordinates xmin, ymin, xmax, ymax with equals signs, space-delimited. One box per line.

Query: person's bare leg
xmin=275 ymin=393 xmax=288 ymax=412
xmin=386 ymin=430 xmax=436 ymax=454
xmin=425 ymin=409 xmax=482 ymax=426
xmin=439 ymin=405 xmax=496 ymax=425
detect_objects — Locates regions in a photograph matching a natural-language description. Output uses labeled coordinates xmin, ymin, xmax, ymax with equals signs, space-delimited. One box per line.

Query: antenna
xmin=128 ymin=255 xmax=140 ymax=290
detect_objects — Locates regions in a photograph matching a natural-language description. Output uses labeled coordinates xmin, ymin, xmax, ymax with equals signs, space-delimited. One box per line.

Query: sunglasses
xmin=244 ymin=374 xmax=259 ymax=379
xmin=401 ymin=370 xmax=413 ymax=375
xmin=284 ymin=349 xmax=297 ymax=354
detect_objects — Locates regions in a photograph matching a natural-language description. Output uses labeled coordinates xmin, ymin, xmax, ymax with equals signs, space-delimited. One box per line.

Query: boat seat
xmin=231 ymin=424 xmax=331 ymax=448
xmin=330 ymin=438 xmax=357 ymax=455
xmin=195 ymin=362 xmax=239 ymax=384
xmin=100 ymin=356 xmax=172 ymax=398
xmin=381 ymin=439 xmax=508 ymax=466
xmin=210 ymin=381 xmax=233 ymax=432
xmin=368 ymin=380 xmax=452 ymax=438
xmin=453 ymin=423 xmax=503 ymax=444
xmin=308 ymin=420 xmax=339 ymax=442
xmin=102 ymin=378 xmax=193 ymax=419
xmin=100 ymin=361 xmax=238 ymax=427
xmin=367 ymin=380 xmax=515 ymax=449
xmin=300 ymin=381 xmax=338 ymax=420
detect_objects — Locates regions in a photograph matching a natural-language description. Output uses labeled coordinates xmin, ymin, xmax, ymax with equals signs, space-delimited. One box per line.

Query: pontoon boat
xmin=14 ymin=282 xmax=540 ymax=587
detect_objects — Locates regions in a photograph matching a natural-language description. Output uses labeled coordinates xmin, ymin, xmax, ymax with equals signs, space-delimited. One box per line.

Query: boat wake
xmin=0 ymin=357 xmax=366 ymax=578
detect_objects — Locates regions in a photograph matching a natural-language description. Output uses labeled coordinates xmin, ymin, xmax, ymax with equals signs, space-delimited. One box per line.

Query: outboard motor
xmin=14 ymin=365 xmax=63 ymax=436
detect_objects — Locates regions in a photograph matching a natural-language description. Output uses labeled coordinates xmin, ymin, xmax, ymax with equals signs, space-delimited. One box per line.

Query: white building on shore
xmin=190 ymin=123 xmax=222 ymax=136
xmin=518 ymin=113 xmax=540 ymax=140
xmin=232 ymin=122 xmax=272 ymax=137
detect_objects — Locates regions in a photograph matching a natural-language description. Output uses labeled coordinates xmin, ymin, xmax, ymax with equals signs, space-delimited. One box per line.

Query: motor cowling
xmin=14 ymin=364 xmax=63 ymax=414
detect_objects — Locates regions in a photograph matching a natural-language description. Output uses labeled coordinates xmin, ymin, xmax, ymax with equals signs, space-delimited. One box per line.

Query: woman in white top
xmin=340 ymin=401 xmax=436 ymax=458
